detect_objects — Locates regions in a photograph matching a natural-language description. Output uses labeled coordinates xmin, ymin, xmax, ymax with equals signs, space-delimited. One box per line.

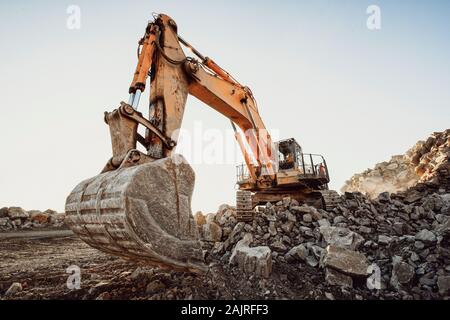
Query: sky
xmin=0 ymin=0 xmax=449 ymax=214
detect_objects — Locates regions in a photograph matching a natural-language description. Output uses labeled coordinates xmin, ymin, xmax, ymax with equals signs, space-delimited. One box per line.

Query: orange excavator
xmin=65 ymin=14 xmax=339 ymax=272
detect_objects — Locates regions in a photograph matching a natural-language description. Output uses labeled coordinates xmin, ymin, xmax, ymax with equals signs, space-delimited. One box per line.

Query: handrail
xmin=236 ymin=152 xmax=329 ymax=183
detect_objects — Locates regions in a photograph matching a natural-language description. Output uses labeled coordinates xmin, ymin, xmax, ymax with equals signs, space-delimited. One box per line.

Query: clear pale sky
xmin=0 ymin=1 xmax=449 ymax=213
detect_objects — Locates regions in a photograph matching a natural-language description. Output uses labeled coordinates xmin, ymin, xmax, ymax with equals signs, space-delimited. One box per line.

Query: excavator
xmin=65 ymin=14 xmax=340 ymax=273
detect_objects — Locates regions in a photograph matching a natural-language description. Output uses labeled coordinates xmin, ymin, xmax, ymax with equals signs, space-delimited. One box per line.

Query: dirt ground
xmin=0 ymin=230 xmax=369 ymax=300
xmin=0 ymin=232 xmax=124 ymax=299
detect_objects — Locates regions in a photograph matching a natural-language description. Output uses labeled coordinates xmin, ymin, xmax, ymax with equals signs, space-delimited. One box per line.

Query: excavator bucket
xmin=65 ymin=155 xmax=207 ymax=273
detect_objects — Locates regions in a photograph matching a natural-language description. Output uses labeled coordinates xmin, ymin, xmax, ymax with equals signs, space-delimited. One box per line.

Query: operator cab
xmin=275 ymin=138 xmax=330 ymax=187
xmin=236 ymin=138 xmax=330 ymax=188
xmin=277 ymin=138 xmax=302 ymax=171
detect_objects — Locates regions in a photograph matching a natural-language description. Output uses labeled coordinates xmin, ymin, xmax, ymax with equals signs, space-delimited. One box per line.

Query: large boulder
xmin=232 ymin=246 xmax=272 ymax=278
xmin=415 ymin=229 xmax=437 ymax=243
xmin=202 ymin=221 xmax=222 ymax=242
xmin=319 ymin=226 xmax=364 ymax=250
xmin=0 ymin=207 xmax=8 ymax=218
xmin=321 ymin=245 xmax=369 ymax=277
xmin=194 ymin=212 xmax=206 ymax=227
xmin=44 ymin=209 xmax=58 ymax=215
xmin=230 ymin=234 xmax=272 ymax=278
xmin=28 ymin=210 xmax=49 ymax=224
xmin=7 ymin=207 xmax=29 ymax=219
xmin=215 ymin=207 xmax=237 ymax=227
xmin=223 ymin=222 xmax=245 ymax=251
xmin=49 ymin=212 xmax=66 ymax=224
xmin=229 ymin=233 xmax=252 ymax=266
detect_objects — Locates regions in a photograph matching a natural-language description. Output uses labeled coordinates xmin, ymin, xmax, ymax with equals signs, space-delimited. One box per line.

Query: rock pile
xmin=0 ymin=207 xmax=66 ymax=231
xmin=199 ymin=186 xmax=450 ymax=299
xmin=342 ymin=129 xmax=450 ymax=198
